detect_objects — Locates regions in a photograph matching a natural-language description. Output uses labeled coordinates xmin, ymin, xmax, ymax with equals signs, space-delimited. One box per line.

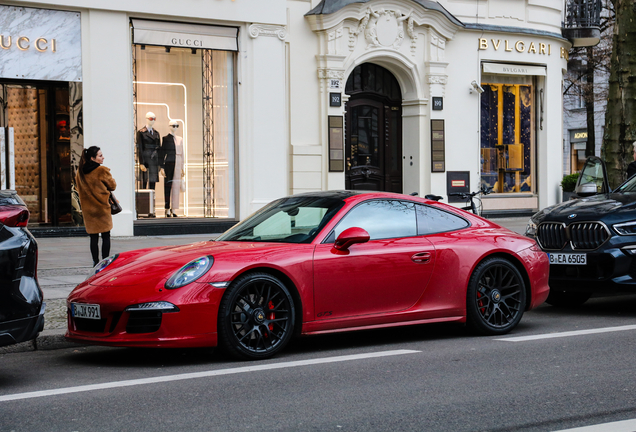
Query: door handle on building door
xmin=411 ymin=252 xmax=432 ymax=263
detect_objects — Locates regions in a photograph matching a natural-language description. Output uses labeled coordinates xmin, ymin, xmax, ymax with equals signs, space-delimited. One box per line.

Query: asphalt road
xmin=2 ymin=294 xmax=636 ymax=432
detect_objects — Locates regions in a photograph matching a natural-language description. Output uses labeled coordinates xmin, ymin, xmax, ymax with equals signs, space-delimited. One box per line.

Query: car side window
xmin=330 ymin=200 xmax=417 ymax=241
xmin=416 ymin=204 xmax=469 ymax=235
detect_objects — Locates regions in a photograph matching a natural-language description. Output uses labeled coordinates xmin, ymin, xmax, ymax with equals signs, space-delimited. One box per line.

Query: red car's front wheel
xmin=218 ymin=272 xmax=296 ymax=360
xmin=466 ymin=257 xmax=526 ymax=335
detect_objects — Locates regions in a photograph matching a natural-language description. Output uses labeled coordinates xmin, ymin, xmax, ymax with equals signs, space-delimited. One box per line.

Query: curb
xmin=0 ymin=329 xmax=80 ymax=354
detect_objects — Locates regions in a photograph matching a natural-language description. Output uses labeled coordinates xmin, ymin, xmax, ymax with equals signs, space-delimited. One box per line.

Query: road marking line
xmin=553 ymin=418 xmax=636 ymax=432
xmin=0 ymin=349 xmax=420 ymax=402
xmin=496 ymin=324 xmax=636 ymax=342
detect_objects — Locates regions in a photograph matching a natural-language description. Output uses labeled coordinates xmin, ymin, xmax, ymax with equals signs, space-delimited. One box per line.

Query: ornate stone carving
xmin=317 ymin=68 xmax=345 ymax=80
xmin=428 ymin=76 xmax=448 ymax=85
xmin=327 ymin=28 xmax=344 ymax=55
xmin=427 ymin=74 xmax=448 ymax=96
xmin=349 ymin=8 xmax=415 ymax=51
xmin=407 ymin=17 xmax=417 ymax=55
xmin=249 ymin=24 xmax=287 ymax=41
xmin=430 ymin=32 xmax=447 ymax=61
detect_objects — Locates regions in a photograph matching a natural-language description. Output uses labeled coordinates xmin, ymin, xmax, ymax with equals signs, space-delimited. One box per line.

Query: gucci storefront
xmin=0 ymin=5 xmax=84 ymax=231
xmin=0 ymin=1 xmax=287 ymax=236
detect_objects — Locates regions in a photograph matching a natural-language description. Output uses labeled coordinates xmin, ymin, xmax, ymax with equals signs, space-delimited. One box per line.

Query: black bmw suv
xmin=526 ymin=156 xmax=636 ymax=306
xmin=0 ymin=190 xmax=45 ymax=347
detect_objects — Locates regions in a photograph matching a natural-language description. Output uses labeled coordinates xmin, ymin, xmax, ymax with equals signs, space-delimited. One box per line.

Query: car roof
xmin=287 ymin=190 xmax=420 ymax=201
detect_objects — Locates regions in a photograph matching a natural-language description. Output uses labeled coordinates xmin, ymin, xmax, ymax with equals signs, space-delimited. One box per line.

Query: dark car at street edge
xmin=0 ymin=190 xmax=45 ymax=347
xmin=526 ymin=156 xmax=636 ymax=306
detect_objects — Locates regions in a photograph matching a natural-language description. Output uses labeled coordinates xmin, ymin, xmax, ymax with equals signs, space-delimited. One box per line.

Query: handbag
xmin=109 ymin=192 xmax=122 ymax=215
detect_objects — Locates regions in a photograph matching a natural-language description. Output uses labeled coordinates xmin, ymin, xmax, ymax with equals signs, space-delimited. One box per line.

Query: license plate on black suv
xmin=548 ymin=253 xmax=587 ymax=265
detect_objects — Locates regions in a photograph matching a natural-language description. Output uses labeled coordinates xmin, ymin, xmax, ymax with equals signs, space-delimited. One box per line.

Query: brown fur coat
xmin=76 ymin=166 xmax=117 ymax=234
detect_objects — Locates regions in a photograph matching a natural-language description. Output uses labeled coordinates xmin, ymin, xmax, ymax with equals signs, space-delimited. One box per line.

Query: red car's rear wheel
xmin=218 ymin=272 xmax=295 ymax=360
xmin=466 ymin=257 xmax=526 ymax=335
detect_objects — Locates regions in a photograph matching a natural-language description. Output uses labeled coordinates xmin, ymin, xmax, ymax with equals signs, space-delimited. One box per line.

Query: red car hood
xmin=88 ymin=241 xmax=296 ymax=287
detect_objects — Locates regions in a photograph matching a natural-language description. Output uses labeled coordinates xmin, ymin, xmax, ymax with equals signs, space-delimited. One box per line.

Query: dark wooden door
xmin=345 ymin=99 xmax=402 ymax=192
xmin=344 ymin=63 xmax=402 ymax=193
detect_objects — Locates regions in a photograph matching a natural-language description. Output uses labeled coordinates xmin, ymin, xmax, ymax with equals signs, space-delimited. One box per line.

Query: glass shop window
xmin=133 ymin=45 xmax=236 ymax=219
xmin=480 ymin=77 xmax=535 ymax=194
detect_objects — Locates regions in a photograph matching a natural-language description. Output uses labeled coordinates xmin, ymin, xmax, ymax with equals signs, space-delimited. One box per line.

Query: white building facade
xmin=0 ymin=0 xmax=571 ymax=236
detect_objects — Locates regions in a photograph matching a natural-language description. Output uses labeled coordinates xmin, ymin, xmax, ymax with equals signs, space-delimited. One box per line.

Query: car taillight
xmin=0 ymin=205 xmax=29 ymax=227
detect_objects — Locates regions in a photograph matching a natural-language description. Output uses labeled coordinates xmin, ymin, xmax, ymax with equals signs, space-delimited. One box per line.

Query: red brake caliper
xmin=268 ymin=301 xmax=275 ymax=331
xmin=477 ymin=292 xmax=485 ymax=314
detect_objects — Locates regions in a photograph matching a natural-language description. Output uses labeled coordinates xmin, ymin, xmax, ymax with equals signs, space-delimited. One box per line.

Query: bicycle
xmin=448 ymin=186 xmax=493 ymax=216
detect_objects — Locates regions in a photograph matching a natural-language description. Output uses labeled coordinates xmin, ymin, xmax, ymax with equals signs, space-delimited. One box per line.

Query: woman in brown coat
xmin=75 ymin=146 xmax=117 ymax=266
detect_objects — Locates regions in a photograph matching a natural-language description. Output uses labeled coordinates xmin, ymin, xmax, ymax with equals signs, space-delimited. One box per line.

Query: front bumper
xmin=65 ymin=287 xmax=224 ymax=349
xmin=547 ymin=246 xmax=636 ymax=292
xmin=0 ymin=302 xmax=45 ymax=347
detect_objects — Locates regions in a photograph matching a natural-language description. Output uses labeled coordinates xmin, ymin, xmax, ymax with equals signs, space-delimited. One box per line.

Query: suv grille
xmin=537 ymin=221 xmax=610 ymax=251
xmin=569 ymin=222 xmax=610 ymax=250
xmin=537 ymin=222 xmax=567 ymax=250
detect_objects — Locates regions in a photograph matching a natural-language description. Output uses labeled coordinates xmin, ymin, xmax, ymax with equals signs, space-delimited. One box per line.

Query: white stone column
xmin=81 ymin=9 xmax=134 ymax=236
xmin=242 ymin=24 xmax=288 ymax=215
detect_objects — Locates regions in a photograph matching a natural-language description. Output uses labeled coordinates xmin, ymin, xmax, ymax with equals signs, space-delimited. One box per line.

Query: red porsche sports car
xmin=67 ymin=191 xmax=549 ymax=360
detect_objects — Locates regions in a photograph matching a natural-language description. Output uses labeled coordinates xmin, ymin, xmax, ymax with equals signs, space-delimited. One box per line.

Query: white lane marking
xmin=553 ymin=418 xmax=636 ymax=432
xmin=0 ymin=349 xmax=420 ymax=402
xmin=496 ymin=324 xmax=636 ymax=342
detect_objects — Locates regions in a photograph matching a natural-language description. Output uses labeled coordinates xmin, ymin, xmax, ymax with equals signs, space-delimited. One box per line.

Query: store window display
xmin=133 ymin=44 xmax=236 ymax=219
xmin=160 ymin=120 xmax=185 ymax=217
xmin=137 ymin=112 xmax=161 ymax=189
xmin=480 ymin=76 xmax=535 ymax=194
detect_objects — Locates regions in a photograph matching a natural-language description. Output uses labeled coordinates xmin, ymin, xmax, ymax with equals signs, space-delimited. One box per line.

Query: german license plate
xmin=72 ymin=303 xmax=101 ymax=319
xmin=548 ymin=253 xmax=587 ymax=265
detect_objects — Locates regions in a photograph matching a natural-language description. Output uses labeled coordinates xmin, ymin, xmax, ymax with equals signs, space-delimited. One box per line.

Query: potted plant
xmin=561 ymin=173 xmax=580 ymax=202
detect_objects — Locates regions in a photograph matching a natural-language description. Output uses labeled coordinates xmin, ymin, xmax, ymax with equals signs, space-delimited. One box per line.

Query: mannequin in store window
xmin=160 ymin=120 xmax=185 ymax=217
xmin=136 ymin=111 xmax=160 ymax=217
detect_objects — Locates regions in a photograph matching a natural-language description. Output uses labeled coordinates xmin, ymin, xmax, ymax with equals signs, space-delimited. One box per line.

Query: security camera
xmin=471 ymin=80 xmax=484 ymax=94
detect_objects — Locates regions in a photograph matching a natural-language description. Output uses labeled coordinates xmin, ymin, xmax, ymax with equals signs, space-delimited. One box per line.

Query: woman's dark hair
xmin=77 ymin=146 xmax=101 ymax=180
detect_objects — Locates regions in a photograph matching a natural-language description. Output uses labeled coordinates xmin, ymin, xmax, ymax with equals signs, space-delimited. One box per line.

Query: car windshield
xmin=216 ymin=196 xmax=346 ymax=243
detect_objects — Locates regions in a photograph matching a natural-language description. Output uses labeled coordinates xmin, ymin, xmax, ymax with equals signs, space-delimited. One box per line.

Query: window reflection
xmin=333 ymin=200 xmax=417 ymax=240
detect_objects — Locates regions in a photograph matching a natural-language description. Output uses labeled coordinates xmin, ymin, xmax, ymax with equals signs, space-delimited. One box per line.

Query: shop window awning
xmin=131 ymin=19 xmax=238 ymax=51
xmin=482 ymin=63 xmax=546 ymax=76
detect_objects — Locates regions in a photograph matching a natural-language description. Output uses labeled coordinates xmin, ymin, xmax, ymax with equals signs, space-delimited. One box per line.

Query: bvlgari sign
xmin=0 ymin=5 xmax=82 ymax=81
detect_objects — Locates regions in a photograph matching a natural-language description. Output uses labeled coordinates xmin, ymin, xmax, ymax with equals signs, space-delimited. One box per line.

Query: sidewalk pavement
xmin=0 ymin=216 xmax=531 ymax=354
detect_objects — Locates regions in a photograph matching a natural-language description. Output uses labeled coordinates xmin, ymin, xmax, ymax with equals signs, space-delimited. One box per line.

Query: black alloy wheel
xmin=218 ymin=272 xmax=295 ymax=360
xmin=466 ymin=257 xmax=526 ymax=335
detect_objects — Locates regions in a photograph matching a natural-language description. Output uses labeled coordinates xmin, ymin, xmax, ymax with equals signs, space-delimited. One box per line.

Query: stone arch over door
xmin=345 ymin=62 xmax=403 ymax=192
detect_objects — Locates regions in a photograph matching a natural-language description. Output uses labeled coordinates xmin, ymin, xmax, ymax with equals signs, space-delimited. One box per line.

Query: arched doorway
xmin=345 ymin=63 xmax=402 ymax=192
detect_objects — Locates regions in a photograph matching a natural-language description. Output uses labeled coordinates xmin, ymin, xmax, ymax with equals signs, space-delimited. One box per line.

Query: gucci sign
xmin=0 ymin=35 xmax=57 ymax=52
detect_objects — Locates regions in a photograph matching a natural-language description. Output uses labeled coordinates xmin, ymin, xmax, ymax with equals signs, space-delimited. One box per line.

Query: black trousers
xmin=89 ymin=231 xmax=111 ymax=266
xmin=140 ymin=170 xmax=156 ymax=190
xmin=163 ymin=161 xmax=175 ymax=209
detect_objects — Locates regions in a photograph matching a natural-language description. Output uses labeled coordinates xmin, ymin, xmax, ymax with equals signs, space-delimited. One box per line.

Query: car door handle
xmin=411 ymin=252 xmax=432 ymax=263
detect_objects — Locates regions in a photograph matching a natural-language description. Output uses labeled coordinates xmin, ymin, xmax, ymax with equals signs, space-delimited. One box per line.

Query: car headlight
xmin=525 ymin=219 xmax=537 ymax=238
xmin=165 ymin=256 xmax=214 ymax=289
xmin=125 ymin=302 xmax=179 ymax=312
xmin=614 ymin=221 xmax=636 ymax=235
xmin=87 ymin=254 xmax=119 ymax=279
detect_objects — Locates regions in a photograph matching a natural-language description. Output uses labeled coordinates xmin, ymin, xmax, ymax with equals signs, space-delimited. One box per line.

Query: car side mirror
xmin=575 ymin=182 xmax=598 ymax=197
xmin=334 ymin=227 xmax=370 ymax=251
